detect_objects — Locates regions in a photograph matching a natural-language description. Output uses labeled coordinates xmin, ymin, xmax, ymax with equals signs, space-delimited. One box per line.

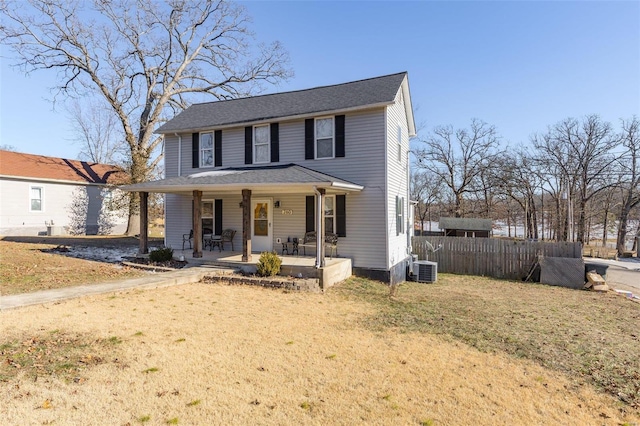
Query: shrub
xmin=149 ymin=246 xmax=174 ymax=262
xmin=256 ymin=251 xmax=282 ymax=277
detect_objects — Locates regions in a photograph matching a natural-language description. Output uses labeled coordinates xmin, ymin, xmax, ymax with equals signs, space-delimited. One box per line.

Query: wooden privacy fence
xmin=412 ymin=236 xmax=582 ymax=280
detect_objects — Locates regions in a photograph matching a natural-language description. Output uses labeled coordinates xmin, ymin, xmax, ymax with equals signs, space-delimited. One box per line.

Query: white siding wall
xmin=385 ymin=88 xmax=411 ymax=269
xmin=0 ymin=178 xmax=127 ymax=236
xmin=162 ymin=108 xmax=389 ymax=269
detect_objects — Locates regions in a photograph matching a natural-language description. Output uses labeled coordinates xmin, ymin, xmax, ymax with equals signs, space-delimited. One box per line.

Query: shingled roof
xmin=122 ymin=163 xmax=363 ymax=193
xmin=157 ymin=72 xmax=412 ymax=134
xmin=0 ymin=150 xmax=126 ymax=184
xmin=439 ymin=217 xmax=493 ymax=232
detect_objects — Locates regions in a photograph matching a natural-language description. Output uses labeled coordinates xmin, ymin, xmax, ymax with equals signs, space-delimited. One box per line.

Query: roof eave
xmin=121 ymin=181 xmax=364 ymax=194
xmin=401 ymin=75 xmax=417 ymax=137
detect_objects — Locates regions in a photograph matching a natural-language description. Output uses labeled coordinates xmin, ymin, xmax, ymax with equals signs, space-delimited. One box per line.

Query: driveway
xmin=585 ymin=258 xmax=640 ymax=293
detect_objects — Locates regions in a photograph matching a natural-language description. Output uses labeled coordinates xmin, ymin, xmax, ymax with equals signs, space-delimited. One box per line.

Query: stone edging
xmin=203 ymin=274 xmax=321 ymax=293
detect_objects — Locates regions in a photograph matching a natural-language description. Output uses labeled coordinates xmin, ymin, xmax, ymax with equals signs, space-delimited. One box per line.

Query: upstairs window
xmin=253 ymin=124 xmax=270 ymax=164
xmin=200 ymin=132 xmax=214 ymax=167
xmin=30 ymin=186 xmax=43 ymax=212
xmin=315 ymin=117 xmax=334 ymax=159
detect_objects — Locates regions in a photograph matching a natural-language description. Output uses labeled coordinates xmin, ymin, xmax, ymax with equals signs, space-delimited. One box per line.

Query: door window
xmin=254 ymin=202 xmax=269 ymax=236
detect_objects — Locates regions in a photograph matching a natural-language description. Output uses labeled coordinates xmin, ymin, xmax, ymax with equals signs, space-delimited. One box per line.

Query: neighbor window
xmin=200 ymin=132 xmax=214 ymax=167
xmin=30 ymin=186 xmax=43 ymax=212
xmin=315 ymin=117 xmax=334 ymax=159
xmin=253 ymin=124 xmax=270 ymax=164
xmin=324 ymin=195 xmax=335 ymax=233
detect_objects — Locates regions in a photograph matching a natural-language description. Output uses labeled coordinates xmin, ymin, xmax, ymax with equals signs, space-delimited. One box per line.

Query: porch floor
xmin=175 ymin=248 xmax=342 ymax=266
xmin=172 ymin=248 xmax=352 ymax=289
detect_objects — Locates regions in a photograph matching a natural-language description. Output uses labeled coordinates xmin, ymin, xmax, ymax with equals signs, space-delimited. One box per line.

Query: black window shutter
xmin=305 ymin=119 xmax=314 ymax=160
xmin=214 ymin=199 xmax=223 ymax=235
xmin=192 ymin=133 xmax=199 ymax=168
xmin=214 ymin=130 xmax=222 ymax=167
xmin=336 ymin=194 xmax=346 ymax=237
xmin=244 ymin=126 xmax=253 ymax=165
xmin=335 ymin=115 xmax=345 ymax=158
xmin=270 ymin=123 xmax=279 ymax=163
xmin=305 ymin=195 xmax=315 ymax=232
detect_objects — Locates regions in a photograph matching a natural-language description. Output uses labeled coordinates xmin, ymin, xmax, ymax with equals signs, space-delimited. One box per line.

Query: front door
xmin=251 ymin=198 xmax=272 ymax=252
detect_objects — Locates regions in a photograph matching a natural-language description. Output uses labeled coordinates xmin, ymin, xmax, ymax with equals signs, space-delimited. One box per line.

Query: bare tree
xmin=532 ymin=115 xmax=619 ymax=243
xmin=494 ymin=149 xmax=542 ymax=239
xmin=67 ymin=100 xmax=124 ymax=164
xmin=1 ymin=0 xmax=291 ymax=235
xmin=410 ymin=170 xmax=443 ymax=234
xmin=414 ymin=119 xmax=503 ymax=218
xmin=615 ymin=116 xmax=640 ymax=254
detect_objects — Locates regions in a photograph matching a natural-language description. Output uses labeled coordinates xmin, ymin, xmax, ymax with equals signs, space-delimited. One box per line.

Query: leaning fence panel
xmin=412 ymin=236 xmax=582 ymax=280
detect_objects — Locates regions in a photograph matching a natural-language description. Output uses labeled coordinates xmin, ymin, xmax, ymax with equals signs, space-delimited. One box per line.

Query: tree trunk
xmin=126 ymin=192 xmax=140 ymax=236
xmin=616 ymin=201 xmax=632 ymax=255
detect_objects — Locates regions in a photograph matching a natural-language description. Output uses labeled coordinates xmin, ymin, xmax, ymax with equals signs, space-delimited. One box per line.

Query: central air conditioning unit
xmin=413 ymin=260 xmax=437 ymax=283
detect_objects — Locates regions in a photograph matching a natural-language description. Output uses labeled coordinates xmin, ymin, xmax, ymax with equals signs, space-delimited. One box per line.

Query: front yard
xmin=0 ymin=237 xmax=158 ymax=295
xmin=1 ymin=276 xmax=639 ymax=424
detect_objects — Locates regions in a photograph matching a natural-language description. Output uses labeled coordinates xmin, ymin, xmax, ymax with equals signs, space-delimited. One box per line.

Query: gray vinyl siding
xmin=385 ymin=88 xmax=411 ymax=269
xmin=164 ymin=193 xmax=193 ymax=248
xmin=0 ymin=178 xmax=127 ymax=236
xmin=161 ymin=108 xmax=390 ymax=269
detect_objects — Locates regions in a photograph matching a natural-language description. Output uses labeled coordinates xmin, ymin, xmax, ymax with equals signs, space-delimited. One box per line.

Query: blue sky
xmin=1 ymin=1 xmax=638 ymax=160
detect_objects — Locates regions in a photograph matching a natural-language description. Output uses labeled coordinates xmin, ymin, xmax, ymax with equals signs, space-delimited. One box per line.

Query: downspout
xmin=175 ymin=133 xmax=182 ymax=177
xmin=313 ymin=186 xmax=325 ymax=268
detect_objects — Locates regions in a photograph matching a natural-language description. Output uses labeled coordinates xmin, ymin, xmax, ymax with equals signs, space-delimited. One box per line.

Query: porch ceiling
xmin=120 ymin=163 xmax=364 ymax=194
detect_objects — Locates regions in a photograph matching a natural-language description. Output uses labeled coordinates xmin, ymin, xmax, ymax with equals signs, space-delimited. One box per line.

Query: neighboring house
xmin=0 ymin=150 xmax=128 ymax=236
xmin=439 ymin=217 xmax=492 ymax=238
xmin=124 ymin=72 xmax=416 ymax=284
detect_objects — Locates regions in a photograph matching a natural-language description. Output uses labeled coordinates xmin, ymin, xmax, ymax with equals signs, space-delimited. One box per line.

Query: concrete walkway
xmin=0 ymin=265 xmax=235 ymax=311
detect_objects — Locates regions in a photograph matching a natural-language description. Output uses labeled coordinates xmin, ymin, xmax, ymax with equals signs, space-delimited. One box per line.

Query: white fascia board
xmin=0 ymin=175 xmax=107 ymax=186
xmin=156 ymin=102 xmax=393 ymax=135
xmin=401 ymin=77 xmax=417 ymax=137
xmin=121 ymin=181 xmax=363 ymax=194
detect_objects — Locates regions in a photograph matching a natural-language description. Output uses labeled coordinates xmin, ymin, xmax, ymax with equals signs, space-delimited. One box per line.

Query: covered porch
xmin=172 ymin=248 xmax=352 ymax=290
xmin=122 ymin=164 xmax=363 ymax=273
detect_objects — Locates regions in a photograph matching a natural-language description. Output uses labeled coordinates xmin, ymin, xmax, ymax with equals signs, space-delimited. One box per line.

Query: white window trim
xmin=324 ymin=195 xmax=336 ymax=233
xmin=315 ymin=116 xmax=335 ymax=160
xmin=397 ymin=123 xmax=403 ymax=163
xmin=253 ymin=124 xmax=271 ymax=164
xmin=199 ymin=132 xmax=214 ymax=168
xmin=29 ymin=185 xmax=44 ymax=212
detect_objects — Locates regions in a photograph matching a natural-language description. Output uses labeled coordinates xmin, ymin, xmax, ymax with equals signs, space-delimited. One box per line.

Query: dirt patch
xmin=0 ymin=281 xmax=637 ymax=425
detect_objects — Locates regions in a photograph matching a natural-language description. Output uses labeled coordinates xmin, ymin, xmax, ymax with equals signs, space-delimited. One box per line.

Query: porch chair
xmin=220 ymin=229 xmax=237 ymax=251
xmin=182 ymin=229 xmax=193 ymax=250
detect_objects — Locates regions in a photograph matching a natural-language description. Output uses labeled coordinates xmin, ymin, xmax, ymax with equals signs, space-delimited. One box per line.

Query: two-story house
xmin=125 ymin=72 xmax=415 ymax=284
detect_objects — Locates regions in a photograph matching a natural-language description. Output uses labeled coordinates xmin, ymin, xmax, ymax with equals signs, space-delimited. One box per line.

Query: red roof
xmin=0 ymin=150 xmax=127 ymax=184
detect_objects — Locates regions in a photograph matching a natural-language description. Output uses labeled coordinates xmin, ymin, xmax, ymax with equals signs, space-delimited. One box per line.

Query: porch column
xmin=242 ymin=189 xmax=252 ymax=262
xmin=192 ymin=190 xmax=203 ymax=258
xmin=315 ymin=188 xmax=326 ymax=268
xmin=138 ymin=191 xmax=149 ymax=255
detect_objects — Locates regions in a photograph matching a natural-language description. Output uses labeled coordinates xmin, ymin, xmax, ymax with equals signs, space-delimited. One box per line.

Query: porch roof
xmin=121 ymin=163 xmax=364 ymax=194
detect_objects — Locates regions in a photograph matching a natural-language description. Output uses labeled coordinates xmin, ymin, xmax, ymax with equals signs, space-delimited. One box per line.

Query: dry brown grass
xmin=1 ymin=280 xmax=638 ymax=425
xmin=338 ymin=275 xmax=640 ymax=410
xmin=0 ymin=238 xmax=148 ymax=295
